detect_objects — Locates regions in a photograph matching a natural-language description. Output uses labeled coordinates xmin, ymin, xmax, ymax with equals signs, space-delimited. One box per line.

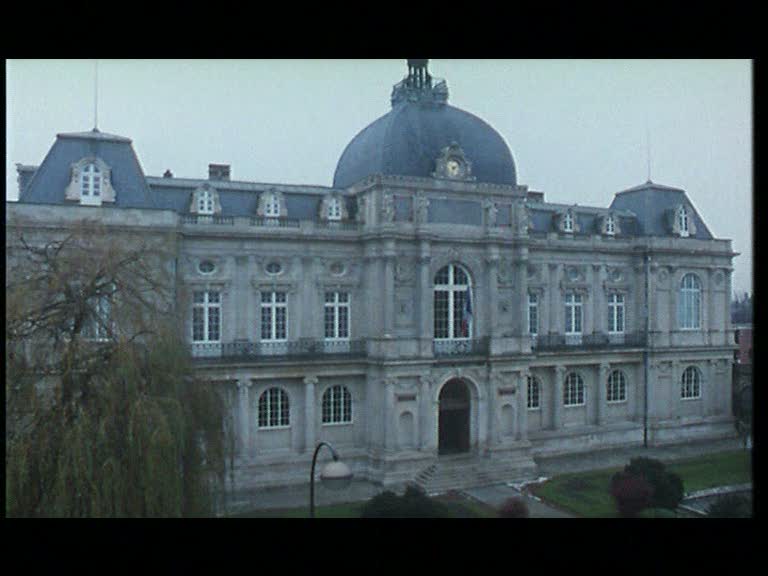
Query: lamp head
xmin=320 ymin=460 xmax=353 ymax=491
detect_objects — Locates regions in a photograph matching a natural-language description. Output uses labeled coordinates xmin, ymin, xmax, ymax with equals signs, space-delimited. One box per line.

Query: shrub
xmin=360 ymin=485 xmax=447 ymax=518
xmin=498 ymin=497 xmax=530 ymax=518
xmin=707 ymin=494 xmax=751 ymax=518
xmin=638 ymin=507 xmax=677 ymax=518
xmin=624 ymin=457 xmax=684 ymax=510
xmin=610 ymin=471 xmax=653 ymax=517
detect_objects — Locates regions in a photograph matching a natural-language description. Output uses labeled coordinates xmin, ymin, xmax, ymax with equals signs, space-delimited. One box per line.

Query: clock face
xmin=446 ymin=159 xmax=461 ymax=177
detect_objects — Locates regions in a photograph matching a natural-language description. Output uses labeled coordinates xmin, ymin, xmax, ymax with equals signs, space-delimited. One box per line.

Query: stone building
xmin=8 ymin=60 xmax=738 ymax=497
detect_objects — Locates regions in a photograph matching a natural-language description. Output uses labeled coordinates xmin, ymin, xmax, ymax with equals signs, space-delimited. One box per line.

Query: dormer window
xmin=198 ymin=188 xmax=214 ymax=215
xmin=265 ymin=193 xmax=280 ymax=218
xmin=328 ymin=197 xmax=342 ymax=221
xmin=81 ymin=163 xmax=101 ymax=197
xmin=678 ymin=205 xmax=689 ymax=237
xmin=66 ymin=157 xmax=115 ymax=205
xmin=605 ymin=215 xmax=615 ymax=235
xmin=563 ymin=211 xmax=574 ymax=233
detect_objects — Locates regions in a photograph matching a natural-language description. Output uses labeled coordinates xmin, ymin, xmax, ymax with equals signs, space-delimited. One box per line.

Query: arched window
xmin=527 ymin=375 xmax=541 ymax=410
xmin=265 ymin=193 xmax=281 ymax=218
xmin=678 ymin=273 xmax=702 ymax=330
xmin=681 ymin=366 xmax=701 ymax=400
xmin=321 ymin=385 xmax=352 ymax=424
xmin=81 ymin=163 xmax=101 ymax=197
xmin=607 ymin=370 xmax=627 ymax=403
xmin=563 ymin=372 xmax=585 ymax=406
xmin=678 ymin=206 xmax=690 ymax=237
xmin=434 ymin=264 xmax=473 ymax=339
xmin=258 ymin=387 xmax=290 ymax=428
xmin=198 ymin=188 xmax=214 ymax=214
xmin=327 ymin=197 xmax=342 ymax=221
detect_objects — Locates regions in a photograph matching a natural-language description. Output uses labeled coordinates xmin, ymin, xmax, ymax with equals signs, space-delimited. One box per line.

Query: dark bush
xmin=707 ymin=494 xmax=752 ymax=518
xmin=610 ymin=471 xmax=653 ymax=517
xmin=624 ymin=457 xmax=684 ymax=510
xmin=498 ymin=497 xmax=529 ymax=518
xmin=638 ymin=507 xmax=677 ymax=518
xmin=360 ymin=485 xmax=448 ymax=518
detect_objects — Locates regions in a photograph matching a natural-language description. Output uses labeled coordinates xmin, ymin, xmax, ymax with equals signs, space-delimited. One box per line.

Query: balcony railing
xmin=315 ymin=220 xmax=362 ymax=231
xmin=191 ymin=339 xmax=366 ymax=361
xmin=181 ymin=214 xmax=235 ymax=225
xmin=433 ymin=338 xmax=489 ymax=357
xmin=532 ymin=332 xmax=646 ymax=351
xmin=249 ymin=216 xmax=301 ymax=228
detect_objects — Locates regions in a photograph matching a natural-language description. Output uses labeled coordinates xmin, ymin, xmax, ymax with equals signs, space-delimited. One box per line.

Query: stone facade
xmin=7 ymin=62 xmax=739 ymax=500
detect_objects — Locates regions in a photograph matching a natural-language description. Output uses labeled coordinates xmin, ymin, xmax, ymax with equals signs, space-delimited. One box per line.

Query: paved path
xmin=463 ymin=484 xmax=576 ymax=518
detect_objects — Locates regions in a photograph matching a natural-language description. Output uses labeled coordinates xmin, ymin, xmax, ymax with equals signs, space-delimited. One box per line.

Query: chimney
xmin=209 ymin=163 xmax=231 ymax=181
xmin=163 ymin=169 xmax=173 ymax=178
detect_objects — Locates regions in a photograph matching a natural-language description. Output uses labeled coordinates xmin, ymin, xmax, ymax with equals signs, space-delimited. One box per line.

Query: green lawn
xmin=530 ymin=450 xmax=752 ymax=518
xmin=229 ymin=494 xmax=498 ymax=518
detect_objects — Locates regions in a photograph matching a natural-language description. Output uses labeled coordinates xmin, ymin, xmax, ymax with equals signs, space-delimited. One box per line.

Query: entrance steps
xmin=412 ymin=450 xmax=537 ymax=495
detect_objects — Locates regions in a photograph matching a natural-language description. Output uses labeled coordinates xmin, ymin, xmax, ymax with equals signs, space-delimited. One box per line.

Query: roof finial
xmin=645 ymin=111 xmax=652 ymax=184
xmin=93 ymin=59 xmax=99 ymax=132
xmin=407 ymin=59 xmax=431 ymax=89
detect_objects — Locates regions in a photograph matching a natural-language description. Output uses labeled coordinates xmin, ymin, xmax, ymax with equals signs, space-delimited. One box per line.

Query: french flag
xmin=462 ymin=287 xmax=473 ymax=337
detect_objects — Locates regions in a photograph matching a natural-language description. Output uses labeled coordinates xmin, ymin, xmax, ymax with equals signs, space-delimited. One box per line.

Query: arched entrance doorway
xmin=438 ymin=379 xmax=471 ymax=455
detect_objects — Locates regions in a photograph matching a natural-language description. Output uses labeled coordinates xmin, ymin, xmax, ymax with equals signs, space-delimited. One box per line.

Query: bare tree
xmin=6 ymin=219 xmax=233 ymax=517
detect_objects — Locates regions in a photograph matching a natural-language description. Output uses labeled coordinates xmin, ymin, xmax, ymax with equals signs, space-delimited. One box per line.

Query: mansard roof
xmin=610 ymin=180 xmax=713 ymax=239
xmin=18 ymin=129 xmax=157 ymax=209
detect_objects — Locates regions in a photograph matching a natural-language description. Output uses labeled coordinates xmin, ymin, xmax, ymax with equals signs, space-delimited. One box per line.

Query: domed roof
xmin=333 ymin=62 xmax=517 ymax=189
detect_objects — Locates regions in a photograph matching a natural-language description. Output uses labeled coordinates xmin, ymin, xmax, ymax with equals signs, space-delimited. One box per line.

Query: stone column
xmin=384 ymin=378 xmax=396 ymax=451
xmin=517 ymin=252 xmax=529 ymax=336
xmin=553 ymin=365 xmax=565 ymax=430
xmin=670 ymin=360 xmax=679 ymax=420
xmin=486 ymin=373 xmax=497 ymax=448
xmin=383 ymin=242 xmax=396 ymax=337
xmin=235 ymin=255 xmax=249 ymax=341
xmin=418 ymin=375 xmax=433 ymax=450
xmin=518 ymin=369 xmax=529 ymax=441
xmin=304 ymin=376 xmax=318 ymax=452
xmin=597 ymin=362 xmax=609 ymax=426
xmin=707 ymin=359 xmax=717 ymax=416
xmin=549 ymin=264 xmax=561 ymax=334
xmin=236 ymin=380 xmax=252 ymax=456
xmin=486 ymin=249 xmax=500 ymax=339
xmin=418 ymin=241 xmax=432 ymax=355
xmin=592 ymin=264 xmax=604 ymax=335
xmin=707 ymin=268 xmax=715 ymax=346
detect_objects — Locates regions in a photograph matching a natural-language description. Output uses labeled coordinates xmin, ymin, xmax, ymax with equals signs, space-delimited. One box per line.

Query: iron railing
xmin=191 ymin=339 xmax=366 ymax=361
xmin=249 ymin=216 xmax=301 ymax=228
xmin=532 ymin=332 xmax=646 ymax=351
xmin=181 ymin=214 xmax=235 ymax=225
xmin=433 ymin=337 xmax=489 ymax=357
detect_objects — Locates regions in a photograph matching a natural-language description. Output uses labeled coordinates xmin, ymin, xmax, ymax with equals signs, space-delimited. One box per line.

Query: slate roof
xmin=333 ymin=100 xmax=517 ymax=189
xmin=19 ymin=129 xmax=157 ymax=209
xmin=609 ymin=181 xmax=713 ymax=239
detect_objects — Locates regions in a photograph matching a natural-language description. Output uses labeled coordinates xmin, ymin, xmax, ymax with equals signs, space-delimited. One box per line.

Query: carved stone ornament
xmin=432 ymin=141 xmax=475 ymax=181
xmin=414 ymin=193 xmax=430 ymax=224
xmin=607 ymin=267 xmax=624 ymax=283
xmin=381 ymin=192 xmax=395 ymax=222
xmin=657 ymin=269 xmax=669 ymax=283
xmin=527 ymin=263 xmax=540 ymax=280
xmin=356 ymin=195 xmax=366 ymax=223
xmin=565 ymin=266 xmax=585 ymax=283
xmin=497 ymin=258 xmax=514 ymax=286
xmin=65 ymin=156 xmax=117 ymax=205
xmin=483 ymin=198 xmax=498 ymax=227
xmin=395 ymin=257 xmax=415 ymax=285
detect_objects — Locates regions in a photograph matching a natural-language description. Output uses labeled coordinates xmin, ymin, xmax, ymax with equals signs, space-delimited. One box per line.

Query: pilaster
xmin=518 ymin=369 xmax=529 ymax=441
xmin=304 ymin=376 xmax=318 ymax=452
xmin=236 ymin=380 xmax=252 ymax=456
xmin=597 ymin=362 xmax=609 ymax=426
xmin=553 ymin=365 xmax=565 ymax=430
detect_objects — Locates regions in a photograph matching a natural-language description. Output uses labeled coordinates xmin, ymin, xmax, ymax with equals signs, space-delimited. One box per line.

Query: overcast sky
xmin=6 ymin=59 xmax=752 ymax=295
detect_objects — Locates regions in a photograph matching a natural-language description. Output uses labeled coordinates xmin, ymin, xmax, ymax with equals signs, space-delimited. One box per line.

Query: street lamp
xmin=310 ymin=441 xmax=353 ymax=518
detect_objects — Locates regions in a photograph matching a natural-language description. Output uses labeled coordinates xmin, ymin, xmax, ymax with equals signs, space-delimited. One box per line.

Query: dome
xmin=333 ymin=62 xmax=517 ymax=189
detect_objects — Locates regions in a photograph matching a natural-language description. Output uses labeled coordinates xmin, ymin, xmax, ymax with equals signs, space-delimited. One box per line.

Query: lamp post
xmin=310 ymin=441 xmax=353 ymax=518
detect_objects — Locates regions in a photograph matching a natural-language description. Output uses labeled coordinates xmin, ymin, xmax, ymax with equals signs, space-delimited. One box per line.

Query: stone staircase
xmin=412 ymin=452 xmax=537 ymax=495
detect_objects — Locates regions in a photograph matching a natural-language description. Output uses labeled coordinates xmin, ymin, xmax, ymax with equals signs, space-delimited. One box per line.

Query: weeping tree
xmin=5 ymin=219 xmax=233 ymax=517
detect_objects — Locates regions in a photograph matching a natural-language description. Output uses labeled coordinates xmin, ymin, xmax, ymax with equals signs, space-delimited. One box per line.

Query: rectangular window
xmin=261 ymin=291 xmax=287 ymax=341
xmin=565 ymin=292 xmax=583 ymax=334
xmin=608 ymin=293 xmax=625 ymax=333
xmin=324 ymin=291 xmax=350 ymax=340
xmin=192 ymin=290 xmax=221 ymax=342
xmin=434 ymin=290 xmax=449 ymax=339
xmin=528 ymin=293 xmax=538 ymax=335
xmin=83 ymin=295 xmax=111 ymax=340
